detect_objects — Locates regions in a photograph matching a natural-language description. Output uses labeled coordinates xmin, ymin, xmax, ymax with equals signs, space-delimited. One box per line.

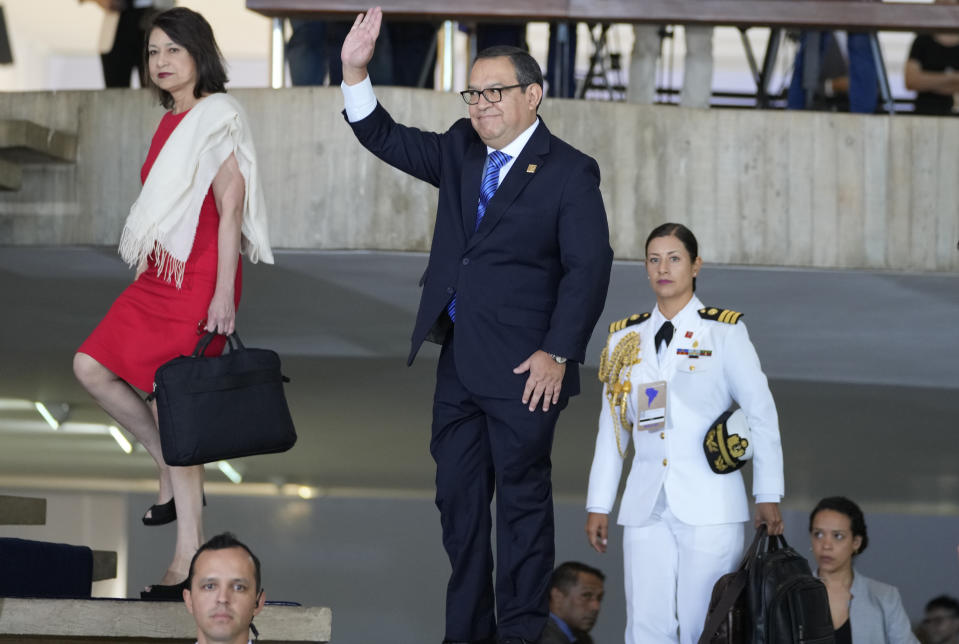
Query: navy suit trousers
xmin=431 ymin=329 xmax=567 ymax=642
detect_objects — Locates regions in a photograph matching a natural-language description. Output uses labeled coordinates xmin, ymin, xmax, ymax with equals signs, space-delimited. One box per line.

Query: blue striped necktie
xmin=447 ymin=150 xmax=513 ymax=323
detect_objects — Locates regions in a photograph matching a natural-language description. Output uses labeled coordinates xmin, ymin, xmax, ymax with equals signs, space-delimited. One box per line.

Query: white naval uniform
xmin=586 ymin=295 xmax=784 ymax=644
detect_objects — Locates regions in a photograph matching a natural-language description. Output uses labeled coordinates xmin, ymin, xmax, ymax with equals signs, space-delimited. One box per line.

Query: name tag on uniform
xmin=637 ymin=380 xmax=667 ymax=430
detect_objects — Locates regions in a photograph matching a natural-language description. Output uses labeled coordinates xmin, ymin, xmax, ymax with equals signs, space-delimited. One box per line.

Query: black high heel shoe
xmin=140 ymin=580 xmax=187 ymax=600
xmin=141 ymin=494 xmax=206 ymax=526
xmin=142 ymin=497 xmax=176 ymax=526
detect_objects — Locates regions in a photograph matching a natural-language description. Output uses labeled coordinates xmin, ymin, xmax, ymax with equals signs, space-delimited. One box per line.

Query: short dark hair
xmin=550 ymin=561 xmax=605 ymax=595
xmin=186 ymin=532 xmax=262 ymax=592
xmin=645 ymin=222 xmax=700 ymax=291
xmin=809 ymin=496 xmax=869 ymax=556
xmin=925 ymin=595 xmax=959 ymax=616
xmin=475 ymin=45 xmax=544 ymax=107
xmin=144 ymin=7 xmax=228 ymax=110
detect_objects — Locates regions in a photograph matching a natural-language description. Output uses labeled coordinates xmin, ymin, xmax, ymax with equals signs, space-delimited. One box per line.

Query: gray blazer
xmin=848 ymin=569 xmax=919 ymax=644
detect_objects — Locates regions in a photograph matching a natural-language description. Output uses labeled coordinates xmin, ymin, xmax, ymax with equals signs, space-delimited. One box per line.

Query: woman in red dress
xmin=74 ymin=7 xmax=272 ymax=598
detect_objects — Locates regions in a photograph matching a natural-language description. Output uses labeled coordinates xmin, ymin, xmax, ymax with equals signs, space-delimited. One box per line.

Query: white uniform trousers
xmin=623 ymin=489 xmax=744 ymax=644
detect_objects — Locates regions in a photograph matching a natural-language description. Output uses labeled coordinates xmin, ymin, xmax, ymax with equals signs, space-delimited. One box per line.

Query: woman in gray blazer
xmin=809 ymin=496 xmax=919 ymax=644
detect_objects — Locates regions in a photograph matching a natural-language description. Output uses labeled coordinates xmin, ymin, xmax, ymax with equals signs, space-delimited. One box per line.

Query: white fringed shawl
xmin=118 ymin=93 xmax=274 ymax=287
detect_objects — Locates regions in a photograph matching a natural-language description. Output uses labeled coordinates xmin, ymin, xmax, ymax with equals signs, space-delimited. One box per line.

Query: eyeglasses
xmin=460 ymin=84 xmax=527 ymax=105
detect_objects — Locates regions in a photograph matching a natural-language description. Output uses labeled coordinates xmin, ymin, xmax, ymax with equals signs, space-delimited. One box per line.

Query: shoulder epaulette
xmin=608 ymin=312 xmax=650 ymax=334
xmin=698 ymin=307 xmax=744 ymax=325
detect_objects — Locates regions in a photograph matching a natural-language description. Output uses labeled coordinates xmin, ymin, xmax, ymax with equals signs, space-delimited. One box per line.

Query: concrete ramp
xmin=0 ymin=119 xmax=77 ymax=164
xmin=0 ymin=494 xmax=46 ymax=525
xmin=0 ymin=119 xmax=77 ymax=191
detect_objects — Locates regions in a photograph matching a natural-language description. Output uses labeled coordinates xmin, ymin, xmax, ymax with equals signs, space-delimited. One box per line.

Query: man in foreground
xmin=182 ymin=532 xmax=266 ymax=644
xmin=340 ymin=8 xmax=613 ymax=643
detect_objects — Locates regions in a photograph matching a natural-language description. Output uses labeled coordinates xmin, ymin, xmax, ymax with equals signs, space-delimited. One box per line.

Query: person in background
xmin=287 ymin=18 xmax=437 ymax=88
xmin=787 ymin=30 xmax=878 ymax=113
xmin=904 ymin=0 xmax=959 ymax=116
xmin=920 ymin=596 xmax=959 ymax=644
xmin=539 ymin=562 xmax=605 ymax=644
xmin=82 ymin=0 xmax=172 ymax=87
xmin=809 ymin=496 xmax=918 ymax=644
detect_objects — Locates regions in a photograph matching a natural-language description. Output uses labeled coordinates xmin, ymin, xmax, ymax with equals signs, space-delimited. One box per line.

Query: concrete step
xmin=0 ymin=119 xmax=77 ymax=163
xmin=0 ymin=157 xmax=21 ymax=190
xmin=0 ymin=597 xmax=331 ymax=643
xmin=0 ymin=494 xmax=46 ymax=525
xmin=91 ymin=550 xmax=117 ymax=582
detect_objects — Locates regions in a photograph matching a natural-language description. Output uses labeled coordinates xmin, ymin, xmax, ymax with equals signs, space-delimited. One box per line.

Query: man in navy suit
xmin=340 ymin=9 xmax=613 ymax=643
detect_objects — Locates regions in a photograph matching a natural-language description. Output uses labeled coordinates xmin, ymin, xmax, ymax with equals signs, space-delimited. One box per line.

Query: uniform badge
xmin=526 ymin=164 xmax=537 ymax=173
xmin=685 ymin=331 xmax=693 ymax=338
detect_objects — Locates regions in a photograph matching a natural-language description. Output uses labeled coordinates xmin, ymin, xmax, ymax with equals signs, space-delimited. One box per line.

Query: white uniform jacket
xmin=586 ymin=295 xmax=784 ymax=526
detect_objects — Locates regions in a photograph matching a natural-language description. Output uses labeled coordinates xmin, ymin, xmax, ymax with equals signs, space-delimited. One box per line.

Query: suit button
xmin=662 ymin=458 xmax=668 ymax=466
xmin=660 ymin=432 xmax=665 ymax=439
xmin=462 ymin=258 xmax=470 ymax=265
xmin=446 ymin=287 xmax=453 ymax=294
xmin=689 ymin=365 xmax=696 ymax=372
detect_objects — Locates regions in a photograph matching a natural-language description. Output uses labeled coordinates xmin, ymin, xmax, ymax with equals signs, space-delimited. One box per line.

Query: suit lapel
xmin=465 ymin=119 xmax=550 ymax=253
xmin=460 ymin=139 xmax=487 ymax=240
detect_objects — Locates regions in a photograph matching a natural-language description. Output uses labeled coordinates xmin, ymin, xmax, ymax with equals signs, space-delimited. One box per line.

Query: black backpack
xmin=700 ymin=525 xmax=835 ymax=644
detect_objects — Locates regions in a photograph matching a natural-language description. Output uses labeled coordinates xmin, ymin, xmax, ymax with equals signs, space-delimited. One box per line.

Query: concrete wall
xmin=1 ymin=87 xmax=957 ymax=272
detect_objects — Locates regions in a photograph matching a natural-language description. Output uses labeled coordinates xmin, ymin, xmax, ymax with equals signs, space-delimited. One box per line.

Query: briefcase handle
xmin=192 ymin=331 xmax=245 ymax=357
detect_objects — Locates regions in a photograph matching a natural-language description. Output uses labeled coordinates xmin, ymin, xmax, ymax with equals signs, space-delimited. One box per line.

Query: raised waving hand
xmin=340 ymin=7 xmax=383 ymax=85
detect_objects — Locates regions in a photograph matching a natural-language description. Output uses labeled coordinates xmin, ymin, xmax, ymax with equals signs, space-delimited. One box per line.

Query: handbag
xmin=154 ymin=332 xmax=297 ymax=466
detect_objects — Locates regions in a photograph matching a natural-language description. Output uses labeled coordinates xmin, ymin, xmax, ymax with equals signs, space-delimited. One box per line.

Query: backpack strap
xmin=697 ymin=525 xmax=768 ymax=644
xmin=697 ymin=569 xmax=748 ymax=644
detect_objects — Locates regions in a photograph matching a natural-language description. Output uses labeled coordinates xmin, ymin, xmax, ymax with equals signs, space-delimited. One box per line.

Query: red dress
xmin=79 ymin=109 xmax=242 ymax=393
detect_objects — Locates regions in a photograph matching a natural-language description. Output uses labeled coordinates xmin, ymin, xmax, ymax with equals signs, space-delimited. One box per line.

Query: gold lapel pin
xmin=526 ymin=164 xmax=537 ymax=173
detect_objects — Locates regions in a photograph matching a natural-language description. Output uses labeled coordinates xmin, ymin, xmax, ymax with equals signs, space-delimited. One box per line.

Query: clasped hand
xmin=513 ymin=350 xmax=565 ymax=412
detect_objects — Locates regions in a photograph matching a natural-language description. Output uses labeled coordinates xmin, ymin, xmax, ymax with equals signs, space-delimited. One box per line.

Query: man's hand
xmin=755 ymin=502 xmax=784 ymax=535
xmin=340 ymin=6 xmax=382 ymax=85
xmin=513 ymin=350 xmax=565 ymax=412
xmin=586 ymin=512 xmax=609 ymax=553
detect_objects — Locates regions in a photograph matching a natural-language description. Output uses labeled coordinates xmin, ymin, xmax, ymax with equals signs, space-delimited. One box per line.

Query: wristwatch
xmin=548 ymin=353 xmax=567 ymax=364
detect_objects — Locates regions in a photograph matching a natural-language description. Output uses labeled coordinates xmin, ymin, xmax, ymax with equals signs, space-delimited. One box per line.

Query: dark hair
xmin=550 ymin=561 xmax=605 ymax=594
xmin=925 ymin=595 xmax=959 ymax=616
xmin=808 ymin=496 xmax=869 ymax=556
xmin=645 ymin=222 xmax=700 ymax=291
xmin=144 ymin=7 xmax=228 ymax=110
xmin=186 ymin=532 xmax=262 ymax=592
xmin=475 ymin=45 xmax=544 ymax=108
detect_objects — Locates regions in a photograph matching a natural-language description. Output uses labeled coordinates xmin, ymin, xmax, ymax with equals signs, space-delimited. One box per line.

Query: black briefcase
xmin=155 ymin=332 xmax=296 ymax=466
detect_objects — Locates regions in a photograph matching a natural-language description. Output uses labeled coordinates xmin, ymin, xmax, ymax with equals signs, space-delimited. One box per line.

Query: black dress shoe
xmin=140 ymin=580 xmax=187 ymax=600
